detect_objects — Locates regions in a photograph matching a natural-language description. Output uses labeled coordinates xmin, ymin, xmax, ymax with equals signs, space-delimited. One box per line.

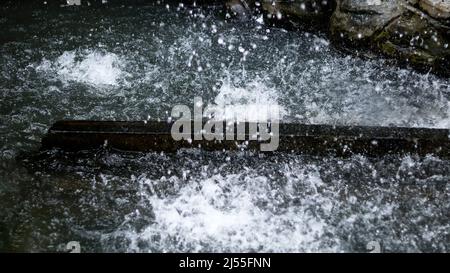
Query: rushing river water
xmin=0 ymin=2 xmax=449 ymax=252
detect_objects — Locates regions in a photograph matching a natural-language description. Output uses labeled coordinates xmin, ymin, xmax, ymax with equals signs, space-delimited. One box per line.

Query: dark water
xmin=0 ymin=2 xmax=449 ymax=252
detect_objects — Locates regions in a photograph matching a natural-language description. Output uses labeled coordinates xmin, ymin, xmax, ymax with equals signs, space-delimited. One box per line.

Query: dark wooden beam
xmin=41 ymin=120 xmax=450 ymax=157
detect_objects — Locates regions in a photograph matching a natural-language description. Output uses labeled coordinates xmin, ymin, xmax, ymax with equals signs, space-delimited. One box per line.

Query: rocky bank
xmin=227 ymin=0 xmax=450 ymax=77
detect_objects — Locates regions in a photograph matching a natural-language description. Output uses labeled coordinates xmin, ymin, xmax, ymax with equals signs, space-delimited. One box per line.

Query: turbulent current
xmin=0 ymin=2 xmax=449 ymax=252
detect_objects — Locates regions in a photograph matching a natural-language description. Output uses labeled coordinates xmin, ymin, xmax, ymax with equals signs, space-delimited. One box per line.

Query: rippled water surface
xmin=0 ymin=2 xmax=449 ymax=252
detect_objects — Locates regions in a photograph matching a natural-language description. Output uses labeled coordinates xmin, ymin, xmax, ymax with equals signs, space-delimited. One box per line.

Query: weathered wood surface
xmin=41 ymin=120 xmax=450 ymax=157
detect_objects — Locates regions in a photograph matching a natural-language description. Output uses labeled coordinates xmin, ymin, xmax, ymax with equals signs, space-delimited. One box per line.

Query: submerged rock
xmin=260 ymin=0 xmax=333 ymax=16
xmin=225 ymin=0 xmax=333 ymax=29
xmin=260 ymin=0 xmax=333 ymax=29
xmin=225 ymin=0 xmax=253 ymax=20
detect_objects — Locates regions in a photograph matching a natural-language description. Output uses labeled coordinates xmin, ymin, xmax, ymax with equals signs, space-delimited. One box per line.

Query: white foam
xmin=36 ymin=49 xmax=127 ymax=86
xmin=433 ymin=101 xmax=450 ymax=129
xmin=101 ymin=166 xmax=341 ymax=252
xmin=206 ymin=80 xmax=287 ymax=122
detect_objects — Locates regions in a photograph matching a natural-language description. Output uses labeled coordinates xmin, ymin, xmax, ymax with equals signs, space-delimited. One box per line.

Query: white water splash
xmin=206 ymin=80 xmax=287 ymax=122
xmin=100 ymin=165 xmax=342 ymax=253
xmin=36 ymin=49 xmax=127 ymax=86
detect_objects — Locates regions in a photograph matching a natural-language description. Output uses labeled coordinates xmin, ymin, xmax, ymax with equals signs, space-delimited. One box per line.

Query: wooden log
xmin=40 ymin=120 xmax=450 ymax=157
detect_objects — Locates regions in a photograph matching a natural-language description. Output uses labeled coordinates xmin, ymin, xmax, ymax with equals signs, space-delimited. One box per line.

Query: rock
xmin=419 ymin=0 xmax=450 ymax=19
xmin=226 ymin=0 xmax=253 ymax=20
xmin=330 ymin=0 xmax=407 ymax=46
xmin=223 ymin=0 xmax=450 ymax=76
xmin=374 ymin=9 xmax=450 ymax=75
xmin=330 ymin=0 xmax=450 ymax=76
